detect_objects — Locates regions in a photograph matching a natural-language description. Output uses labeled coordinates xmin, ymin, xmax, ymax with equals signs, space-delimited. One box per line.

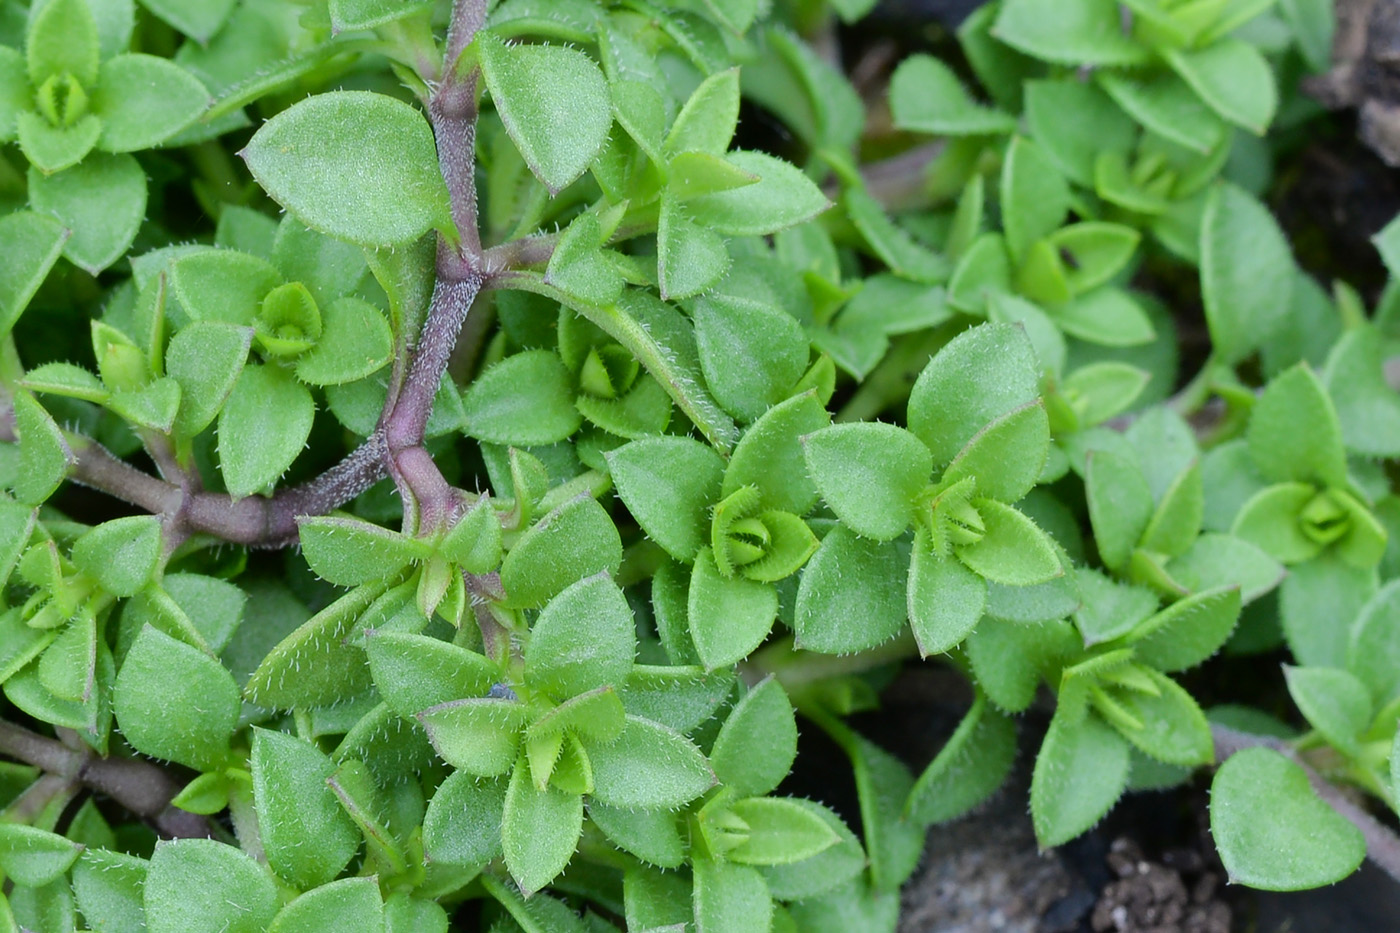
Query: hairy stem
xmin=1212 ymin=724 xmax=1400 ymax=886
xmin=0 ymin=719 xmax=211 ymax=839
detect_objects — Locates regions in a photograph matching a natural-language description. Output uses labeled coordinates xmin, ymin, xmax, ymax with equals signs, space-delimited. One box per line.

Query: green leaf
xmin=723 ymin=391 xmax=830 ymax=514
xmin=1129 ymin=585 xmax=1242 ymax=672
xmin=844 ymin=187 xmax=949 ymax=283
xmin=167 ymin=321 xmax=252 ymax=437
xmin=330 ymin=0 xmax=432 ymax=31
xmin=419 ymin=697 xmax=527 ymax=776
xmin=71 ymin=514 xmax=161 ymax=597
xmin=29 ymin=153 xmax=147 ymax=274
xmin=499 ymin=496 xmax=623 ymax=608
xmin=667 ymin=150 xmax=759 ymax=200
xmin=139 ymin=0 xmax=234 ymax=41
xmin=688 ymin=548 xmax=779 ymax=670
xmin=1086 ymin=450 xmax=1154 ymax=571
xmin=1024 ymin=79 xmax=1137 ymax=187
xmin=1055 ymin=287 xmax=1157 ymax=347
xmin=1200 ymin=182 xmax=1294 ymax=364
xmin=692 ymin=292 xmax=808 ymax=422
xmin=1248 ymin=364 xmax=1347 ymax=488
xmin=1097 ymin=71 xmax=1226 ymax=154
xmin=889 ymin=54 xmax=1016 ymax=135
xmin=758 ymin=800 xmax=865 ymax=901
xmin=0 ymin=46 xmax=24 ymax=143
xmin=908 ymin=322 xmax=1041 ymax=467
xmin=957 ymin=499 xmax=1061 ymax=586
xmin=171 ymin=249 xmax=281 ymax=326
xmin=243 ymin=584 xmax=378 ymax=709
xmin=803 ymin=422 xmax=928 ymax=541
xmin=145 ymin=839 xmax=278 ymax=933
xmin=1283 ymin=665 xmax=1371 ymax=757
xmin=1232 ymin=482 xmax=1322 ymax=564
xmin=251 ymin=728 xmax=360 ymax=890
xmin=590 ymin=802 xmax=684 ymax=868
xmin=666 ymin=68 xmax=740 ymax=156
xmin=0 ymin=211 xmax=68 ymax=339
xmin=12 ymin=392 xmax=72 ymax=505
xmin=693 ymin=858 xmax=772 ymax=933
xmin=608 ymin=437 xmax=724 ymax=563
xmin=295 ymin=297 xmax=393 ymax=386
xmin=525 ymin=573 xmax=636 ymax=699
xmin=906 ymin=694 xmax=1016 ymax=824
xmin=1322 ymin=328 xmax=1400 ymax=459
xmin=1061 ymin=362 xmax=1151 ymax=426
xmin=1001 ymin=137 xmax=1070 ymax=262
xmin=1166 ymin=533 xmax=1284 ymax=604
xmin=269 ymin=877 xmax=383 ymax=933
xmin=479 ymin=33 xmax=611 ymax=194
xmin=72 ymin=849 xmax=147 ymax=933
xmin=725 ymin=796 xmax=840 ymax=866
xmin=546 ymin=212 xmax=625 ymax=306
xmin=710 ymin=677 xmax=797 ymax=797
xmin=1138 ymin=461 xmax=1203 ymax=558
xmin=1348 ymin=580 xmax=1400 ymax=705
xmin=423 ymin=770 xmax=505 ymax=867
xmin=298 ymin=516 xmax=423 ymax=588
xmin=795 ymin=526 xmax=907 ymax=653
xmin=908 ymin=532 xmax=987 ymax=656
xmin=0 ymin=502 xmax=35 ymax=590
xmin=1282 ymin=0 xmax=1335 ymax=73
xmin=461 ymin=350 xmax=581 ymax=446
xmin=685 ymin=151 xmax=830 ymax=236
xmin=1167 ymin=39 xmax=1276 ymax=135
xmin=93 ymin=53 xmax=208 ymax=152
xmin=0 ymin=824 xmax=81 ymax=887
xmin=367 ymin=631 xmax=499 ymax=719
xmin=994 ymin=0 xmax=1148 ymax=65
xmin=27 ymin=0 xmax=98 ymax=87
xmin=1046 ymin=223 xmax=1141 ymax=293
xmin=1210 ymin=747 xmax=1364 ymax=890
xmin=19 ymin=107 xmax=99 ymax=173
xmin=114 ymin=625 xmax=239 ymax=770
xmin=941 ymin=402 xmax=1050 ymax=505
xmin=242 ymin=91 xmax=452 ymax=247
xmin=502 ymin=754 xmax=584 ymax=896
xmin=1100 ymin=668 xmax=1213 ymax=766
xmin=589 ymin=714 xmax=713 ymax=808
xmin=1030 ymin=708 xmax=1130 ymax=847
xmin=217 ymin=363 xmax=315 ymax=498
xmin=1282 ymin=553 xmax=1378 ymax=669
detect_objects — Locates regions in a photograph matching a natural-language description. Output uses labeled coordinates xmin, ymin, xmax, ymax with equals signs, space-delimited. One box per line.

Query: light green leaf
xmin=72 ymin=848 xmax=147 ymax=933
xmin=941 ymin=402 xmax=1050 ymax=505
xmin=145 ymin=839 xmax=278 ymax=933
xmin=666 ymin=67 xmax=740 ymax=156
xmin=499 ymin=496 xmax=623 ymax=608
xmin=1030 ymin=708 xmax=1130 ymax=847
xmin=217 ymin=363 xmax=314 ymax=498
xmin=1200 ymin=182 xmax=1294 ymax=364
xmin=243 ymin=584 xmax=377 ymax=709
xmin=1248 ymin=364 xmax=1347 ymax=488
xmin=1232 ymin=482 xmax=1322 ymax=565
xmin=1061 ymin=362 xmax=1151 ymax=427
xmin=844 ymin=187 xmax=949 ymax=283
xmin=12 ymin=391 xmax=71 ymax=505
xmin=908 ymin=533 xmax=987 ymax=656
xmin=269 ymin=877 xmax=383 ymax=933
xmin=367 ymin=631 xmax=498 ymax=719
xmin=71 ymin=514 xmax=161 ymax=597
xmin=608 ymin=436 xmax=724 ymax=562
xmin=590 ymin=803 xmax=684 ymax=869
xmin=889 ymin=54 xmax=1016 ymax=135
xmin=419 ymin=698 xmax=527 ymax=776
xmin=794 ymin=526 xmax=907 ymax=653
xmin=685 ymin=151 xmax=830 ymax=236
xmin=93 ymin=53 xmax=208 ymax=152
xmin=0 ymin=824 xmax=81 ymax=887
xmin=993 ymin=0 xmax=1149 ymax=66
xmin=462 ymin=350 xmax=581 ymax=446
xmin=1001 ymin=136 xmax=1070 ymax=262
xmin=803 ymin=422 xmax=929 ymax=541
xmin=589 ymin=714 xmax=713 ymax=809
xmin=1347 ymin=580 xmax=1400 ymax=705
xmin=171 ymin=249 xmax=282 ymax=325
xmin=726 ymin=796 xmax=841 ymax=866
xmin=0 ymin=211 xmax=68 ymax=339
xmin=957 ymin=498 xmax=1061 ymax=586
xmin=723 ymin=391 xmax=829 ymax=513
xmin=908 ymin=322 xmax=1041 ymax=467
xmin=1055 ymin=287 xmax=1157 ymax=347
xmin=1167 ymin=38 xmax=1277 ymax=135
xmin=242 ymin=91 xmax=452 ymax=246
xmin=1322 ymin=328 xmax=1400 ymax=459
xmin=658 ymin=198 xmax=730 ymax=300
xmin=1283 ymin=665 xmax=1371 ymax=757
xmin=252 ymin=728 xmax=360 ymax=890
xmin=693 ymin=858 xmax=772 ymax=933
xmin=114 ymin=625 xmax=239 ymax=770
xmin=295 ymin=297 xmax=393 ymax=386
xmin=29 ymin=153 xmax=147 ymax=274
xmin=1129 ymin=585 xmax=1242 ymax=672
xmin=693 ymin=292 xmax=809 ymax=422
xmin=1210 ymin=747 xmax=1364 ymax=890
xmin=1166 ymin=533 xmax=1284 ymax=604
xmin=710 ymin=677 xmax=797 ymax=797
xmin=1024 ymin=79 xmax=1137 ymax=187
xmin=1097 ymin=70 xmax=1226 ymax=153
xmin=298 ymin=516 xmax=423 ymax=588
xmin=167 ymin=321 xmax=252 ymax=437
xmin=27 ymin=0 xmax=98 ymax=87
xmin=423 ymin=771 xmax=505 ymax=867
xmin=525 ymin=573 xmax=636 ymax=699
xmin=906 ymin=694 xmax=1016 ymax=824
xmin=1086 ymin=450 xmax=1154 ymax=571
xmin=479 ymin=33 xmax=611 ymax=194
xmin=502 ymin=754 xmax=584 ymax=896
xmin=688 ymin=548 xmax=779 ymax=670
xmin=329 ymin=0 xmax=432 ymax=32
xmin=1100 ymin=668 xmax=1213 ymax=766
xmin=139 ymin=0 xmax=234 ymax=41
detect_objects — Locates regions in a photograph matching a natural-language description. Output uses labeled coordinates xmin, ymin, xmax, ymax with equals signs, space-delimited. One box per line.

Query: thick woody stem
xmin=0 ymin=719 xmax=211 ymax=839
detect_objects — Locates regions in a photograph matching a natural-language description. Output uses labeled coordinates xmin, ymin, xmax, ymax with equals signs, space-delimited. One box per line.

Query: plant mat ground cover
xmin=5 ymin=0 xmax=1400 ymax=931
